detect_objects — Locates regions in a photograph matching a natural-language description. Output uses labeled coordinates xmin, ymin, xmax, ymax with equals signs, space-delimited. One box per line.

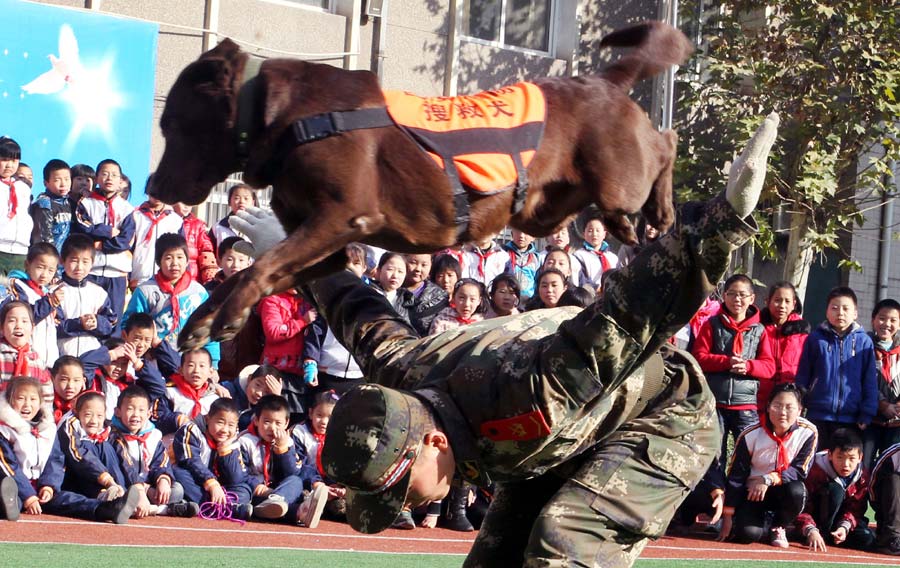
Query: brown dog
xmin=150 ymin=21 xmax=692 ymax=348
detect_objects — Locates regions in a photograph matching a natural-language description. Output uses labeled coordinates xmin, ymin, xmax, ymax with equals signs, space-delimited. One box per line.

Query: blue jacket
xmin=795 ymin=322 xmax=878 ymax=425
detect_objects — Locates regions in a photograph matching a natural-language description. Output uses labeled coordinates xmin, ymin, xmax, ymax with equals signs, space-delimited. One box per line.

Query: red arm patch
xmin=480 ymin=410 xmax=551 ymax=442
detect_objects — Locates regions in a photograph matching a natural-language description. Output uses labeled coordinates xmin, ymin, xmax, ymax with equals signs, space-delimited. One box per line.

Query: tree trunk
xmin=783 ymin=210 xmax=814 ymax=302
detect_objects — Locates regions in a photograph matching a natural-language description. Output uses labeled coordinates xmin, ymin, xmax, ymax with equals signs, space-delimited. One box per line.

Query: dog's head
xmin=151 ymin=39 xmax=247 ymax=205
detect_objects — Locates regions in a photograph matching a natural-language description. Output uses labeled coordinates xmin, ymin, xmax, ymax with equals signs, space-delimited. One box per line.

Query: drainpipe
xmin=444 ymin=0 xmax=462 ymax=96
xmin=370 ymin=1 xmax=388 ymax=80
xmin=202 ymin=0 xmax=220 ymax=52
xmin=877 ymin=160 xmax=896 ymax=301
xmin=335 ymin=0 xmax=362 ymax=70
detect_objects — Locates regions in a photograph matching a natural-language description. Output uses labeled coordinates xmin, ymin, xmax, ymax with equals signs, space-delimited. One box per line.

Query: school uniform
xmin=29 ymin=190 xmax=72 ymax=253
xmin=464 ymin=242 xmax=508 ymax=287
xmin=239 ymin=425 xmax=317 ymax=514
xmin=866 ymin=333 xmax=900 ymax=471
xmin=724 ymin=417 xmax=818 ymax=543
xmin=572 ymin=242 xmax=619 ymax=290
xmin=56 ymin=273 xmax=117 ymax=357
xmin=72 ymin=191 xmax=136 ymax=322
xmin=0 ymin=177 xmax=34 ymax=260
xmin=57 ymin=416 xmax=129 ymax=498
xmin=110 ymin=417 xmax=182 ymax=503
xmin=209 ymin=215 xmax=241 ymax=255
xmin=155 ymin=375 xmax=220 ymax=434
xmin=795 ymin=451 xmax=874 ymax=549
xmin=171 ymin=419 xmax=251 ymax=504
xmin=501 ymin=241 xmax=540 ymax=299
xmin=0 ymin=400 xmax=108 ymax=520
xmin=80 ymin=345 xmax=171 ymax=421
xmin=123 ymin=274 xmax=221 ymax=366
xmin=130 ymin=204 xmax=183 ymax=286
xmin=1 ymin=271 xmax=63 ymax=366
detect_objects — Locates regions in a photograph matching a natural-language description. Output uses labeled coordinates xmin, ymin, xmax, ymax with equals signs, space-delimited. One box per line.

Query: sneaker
xmin=391 ymin=509 xmax=416 ymax=530
xmin=878 ymin=537 xmax=900 ymax=556
xmin=770 ymin=526 xmax=789 ymax=548
xmin=0 ymin=477 xmax=19 ymax=522
xmin=231 ymin=503 xmax=253 ymax=522
xmin=254 ymin=494 xmax=289 ymax=519
xmin=297 ymin=484 xmax=328 ymax=528
xmin=95 ymin=485 xmax=141 ymax=524
xmin=167 ymin=501 xmax=200 ymax=518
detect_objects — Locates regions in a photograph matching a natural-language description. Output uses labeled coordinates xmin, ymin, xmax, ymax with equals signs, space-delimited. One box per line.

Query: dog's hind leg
xmin=641 ymin=130 xmax=677 ymax=234
xmin=602 ymin=213 xmax=639 ymax=246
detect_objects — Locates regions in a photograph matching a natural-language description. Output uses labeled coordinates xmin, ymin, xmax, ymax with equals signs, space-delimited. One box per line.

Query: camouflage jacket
xmin=308 ymin=194 xmax=755 ymax=485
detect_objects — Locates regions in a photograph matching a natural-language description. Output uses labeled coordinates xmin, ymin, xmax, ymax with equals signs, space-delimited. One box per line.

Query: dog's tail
xmin=600 ymin=21 xmax=693 ymax=90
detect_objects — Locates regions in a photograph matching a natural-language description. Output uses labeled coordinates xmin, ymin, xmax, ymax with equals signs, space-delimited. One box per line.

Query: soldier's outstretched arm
xmin=548 ymin=113 xmax=779 ymax=386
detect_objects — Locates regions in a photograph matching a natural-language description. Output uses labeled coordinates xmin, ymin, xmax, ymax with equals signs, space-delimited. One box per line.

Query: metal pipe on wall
xmin=877 ymin=160 xmax=896 ymax=301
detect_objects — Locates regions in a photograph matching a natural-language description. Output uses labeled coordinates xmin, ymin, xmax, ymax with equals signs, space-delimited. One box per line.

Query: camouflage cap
xmin=321 ymin=383 xmax=429 ymax=534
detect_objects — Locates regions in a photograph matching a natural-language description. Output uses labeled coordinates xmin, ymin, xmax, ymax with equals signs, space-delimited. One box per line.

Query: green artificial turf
xmin=3 ymin=543 xmax=897 ymax=567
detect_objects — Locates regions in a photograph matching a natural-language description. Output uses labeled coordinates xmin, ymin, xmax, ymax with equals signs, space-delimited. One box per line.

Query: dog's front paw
xmin=208 ymin=281 xmax=262 ymax=343
xmin=178 ymin=308 xmax=216 ymax=351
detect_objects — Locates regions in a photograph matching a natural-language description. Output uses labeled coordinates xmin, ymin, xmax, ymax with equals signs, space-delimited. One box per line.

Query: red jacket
xmin=259 ymin=292 xmax=314 ymax=375
xmin=795 ymin=451 xmax=868 ymax=538
xmin=181 ymin=214 xmax=216 ymax=283
xmin=757 ymin=312 xmax=810 ymax=411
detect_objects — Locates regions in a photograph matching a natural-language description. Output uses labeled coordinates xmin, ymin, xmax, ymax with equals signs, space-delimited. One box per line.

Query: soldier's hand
xmin=716 ymin=514 xmax=733 ymax=542
xmin=726 ymin=112 xmax=779 ymax=218
xmin=229 ymin=207 xmax=287 ymax=259
xmin=808 ymin=528 xmax=827 ymax=552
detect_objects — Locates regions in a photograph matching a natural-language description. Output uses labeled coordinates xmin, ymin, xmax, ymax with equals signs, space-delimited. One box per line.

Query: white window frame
xmin=461 ymin=0 xmax=557 ymax=58
xmin=258 ymin=0 xmax=334 ymax=13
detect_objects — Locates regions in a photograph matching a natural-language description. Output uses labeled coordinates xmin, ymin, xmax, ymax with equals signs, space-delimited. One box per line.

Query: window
xmin=266 ymin=0 xmax=331 ymax=10
xmin=464 ymin=0 xmax=552 ymax=53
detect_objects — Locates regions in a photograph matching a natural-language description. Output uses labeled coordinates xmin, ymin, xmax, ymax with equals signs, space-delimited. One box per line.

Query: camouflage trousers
xmin=464 ymin=351 xmax=720 ymax=568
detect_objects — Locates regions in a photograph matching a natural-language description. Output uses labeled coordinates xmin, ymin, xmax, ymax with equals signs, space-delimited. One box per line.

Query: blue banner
xmin=0 ymin=0 xmax=158 ymax=204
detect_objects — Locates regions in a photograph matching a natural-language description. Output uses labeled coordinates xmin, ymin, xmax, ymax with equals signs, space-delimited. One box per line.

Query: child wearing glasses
xmin=692 ymin=274 xmax=776 ymax=480
xmin=718 ymin=383 xmax=817 ymax=548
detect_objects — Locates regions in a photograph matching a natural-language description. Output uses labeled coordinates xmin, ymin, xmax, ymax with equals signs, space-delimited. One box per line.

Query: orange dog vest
xmin=383 ymin=83 xmax=546 ymax=196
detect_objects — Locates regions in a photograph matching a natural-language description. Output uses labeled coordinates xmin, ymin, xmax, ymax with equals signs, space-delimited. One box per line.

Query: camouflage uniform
xmin=309 ymin=194 xmax=756 ymax=567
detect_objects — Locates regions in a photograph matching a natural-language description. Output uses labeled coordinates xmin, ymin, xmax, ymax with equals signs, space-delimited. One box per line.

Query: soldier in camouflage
xmin=233 ymin=114 xmax=780 ymax=567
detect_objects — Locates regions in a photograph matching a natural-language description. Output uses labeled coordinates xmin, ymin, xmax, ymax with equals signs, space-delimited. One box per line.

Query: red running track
xmin=3 ymin=515 xmax=900 ymax=565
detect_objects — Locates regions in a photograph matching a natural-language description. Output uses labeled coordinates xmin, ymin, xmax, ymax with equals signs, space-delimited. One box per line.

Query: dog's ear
xmin=260 ymin=69 xmax=293 ymax=130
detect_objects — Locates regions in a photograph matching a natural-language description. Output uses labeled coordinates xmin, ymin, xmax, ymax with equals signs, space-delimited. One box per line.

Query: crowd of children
xmin=1 ymin=136 xmax=900 ymax=557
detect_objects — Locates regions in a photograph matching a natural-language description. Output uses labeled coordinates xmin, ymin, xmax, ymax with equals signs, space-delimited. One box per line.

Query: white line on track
xmin=16 ymin=519 xmax=475 ymax=543
xmin=0 ymin=540 xmax=468 ymax=557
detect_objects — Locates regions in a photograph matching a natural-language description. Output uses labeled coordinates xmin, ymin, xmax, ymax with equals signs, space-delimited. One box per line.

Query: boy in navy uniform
xmin=171 ymin=398 xmax=252 ymax=519
xmin=239 ymin=395 xmax=328 ymax=526
xmin=71 ymin=159 xmax=135 ymax=323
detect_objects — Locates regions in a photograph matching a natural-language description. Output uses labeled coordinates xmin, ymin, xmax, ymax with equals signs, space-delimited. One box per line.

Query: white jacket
xmin=0 ymin=178 xmax=33 ymax=255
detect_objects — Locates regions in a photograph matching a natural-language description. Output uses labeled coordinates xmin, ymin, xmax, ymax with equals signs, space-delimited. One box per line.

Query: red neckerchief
xmin=12 ymin=342 xmax=31 ymax=376
xmin=455 ymin=314 xmax=477 ymax=325
xmin=88 ymin=426 xmax=111 ymax=443
xmin=89 ymin=191 xmax=118 ymax=226
xmin=592 ymin=250 xmax=611 ymax=273
xmin=170 ymin=373 xmax=208 ymax=419
xmin=139 ymin=206 xmax=172 ymax=244
xmin=122 ymin=430 xmax=153 ymax=466
xmin=718 ymin=309 xmax=759 ymax=357
xmin=204 ymin=432 xmax=221 ymax=476
xmin=94 ymin=368 xmax=131 ymax=395
xmin=877 ymin=344 xmax=900 ymax=384
xmin=507 ymin=249 xmax=537 ymax=269
xmin=155 ymin=271 xmax=192 ymax=333
xmin=53 ymin=393 xmax=75 ymax=423
xmin=249 ymin=422 xmax=273 ymax=485
xmin=762 ymin=422 xmax=794 ymax=473
xmin=2 ymin=178 xmax=16 ymax=219
xmin=23 ymin=278 xmax=46 ymax=298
